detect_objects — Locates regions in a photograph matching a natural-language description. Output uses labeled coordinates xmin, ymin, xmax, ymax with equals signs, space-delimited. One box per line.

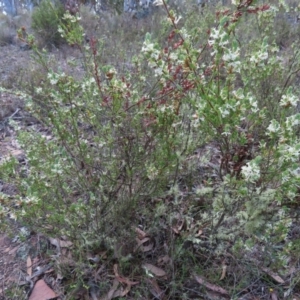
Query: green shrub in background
xmin=1 ymin=0 xmax=300 ymax=297
xmin=31 ymin=0 xmax=65 ymax=47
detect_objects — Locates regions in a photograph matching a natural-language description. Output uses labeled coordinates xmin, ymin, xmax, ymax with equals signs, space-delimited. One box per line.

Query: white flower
xmin=219 ymin=103 xmax=237 ymax=117
xmin=267 ymin=119 xmax=281 ymax=134
xmin=150 ymin=51 xmax=159 ymax=60
xmin=35 ymin=87 xmax=43 ymax=94
xmin=146 ymin=164 xmax=159 ymax=180
xmin=285 ymin=114 xmax=300 ymax=128
xmin=248 ymin=96 xmax=259 ymax=113
xmin=219 ymin=106 xmax=230 ymax=117
xmin=153 ymin=0 xmax=163 ymax=6
xmin=286 ymin=145 xmax=300 ymax=160
xmin=141 ymin=41 xmax=155 ymax=53
xmin=174 ymin=16 xmax=182 ymax=25
xmin=280 ymin=94 xmax=299 ymax=107
xmin=180 ymin=28 xmax=190 ymax=40
xmin=48 ymin=72 xmax=57 ymax=85
xmin=154 ymin=67 xmax=163 ymax=77
xmin=258 ymin=51 xmax=268 ymax=60
xmin=241 ymin=161 xmax=260 ymax=183
xmin=169 ymin=53 xmax=178 ymax=61
xmin=9 ymin=212 xmax=17 ymax=220
xmin=58 ymin=26 xmax=64 ymax=34
xmin=221 ymin=131 xmax=231 ymax=136
xmin=223 ymin=49 xmax=240 ymax=62
xmin=25 ymin=196 xmax=40 ymax=204
xmin=249 ymin=49 xmax=268 ymax=65
xmin=232 ymin=89 xmax=245 ymax=100
xmin=208 ymin=28 xmax=228 ymax=48
xmin=279 ymin=144 xmax=300 ymax=163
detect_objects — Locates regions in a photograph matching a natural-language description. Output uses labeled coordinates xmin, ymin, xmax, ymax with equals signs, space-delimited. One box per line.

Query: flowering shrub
xmin=1 ymin=0 xmax=300 ymax=297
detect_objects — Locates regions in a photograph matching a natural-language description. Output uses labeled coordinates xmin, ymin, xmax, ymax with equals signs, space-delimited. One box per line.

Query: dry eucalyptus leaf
xmin=135 ymin=237 xmax=153 ymax=252
xmin=26 ymin=256 xmax=32 ymax=277
xmin=135 ymin=227 xmax=147 ymax=239
xmin=157 ymin=255 xmax=171 ymax=266
xmin=195 ymin=229 xmax=203 ymax=237
xmin=8 ymin=245 xmax=19 ymax=255
xmin=143 ymin=263 xmax=167 ymax=277
xmin=28 ymin=279 xmax=56 ymax=300
xmin=49 ymin=237 xmax=73 ymax=249
xmin=100 ymin=279 xmax=119 ymax=300
xmin=146 ymin=278 xmax=165 ymax=300
xmin=141 ymin=242 xmax=154 ymax=252
xmin=136 ymin=237 xmax=150 ymax=247
xmin=113 ymin=264 xmax=139 ymax=285
xmin=194 ymin=274 xmax=229 ymax=297
xmin=59 ymin=240 xmax=73 ymax=248
xmin=49 ymin=238 xmax=60 ymax=249
xmin=261 ymin=267 xmax=285 ymax=284
xmin=220 ymin=264 xmax=227 ymax=280
xmin=271 ymin=291 xmax=278 ymax=300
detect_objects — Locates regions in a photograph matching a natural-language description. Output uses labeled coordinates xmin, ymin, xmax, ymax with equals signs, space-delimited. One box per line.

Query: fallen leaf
xmin=172 ymin=218 xmax=185 ymax=234
xmin=28 ymin=279 xmax=56 ymax=300
xmin=177 ymin=218 xmax=185 ymax=231
xmin=143 ymin=263 xmax=167 ymax=277
xmin=113 ymin=264 xmax=139 ymax=285
xmin=135 ymin=227 xmax=147 ymax=239
xmin=49 ymin=237 xmax=73 ymax=249
xmin=8 ymin=245 xmax=19 ymax=255
xmin=101 ymin=265 xmax=138 ymax=299
xmin=59 ymin=240 xmax=73 ymax=248
xmin=271 ymin=291 xmax=278 ymax=300
xmin=100 ymin=279 xmax=119 ymax=300
xmin=56 ymin=273 xmax=63 ymax=281
xmin=49 ymin=238 xmax=60 ymax=250
xmin=172 ymin=227 xmax=179 ymax=234
xmin=261 ymin=267 xmax=285 ymax=284
xmin=141 ymin=243 xmax=154 ymax=252
xmin=100 ymin=279 xmax=131 ymax=300
xmin=146 ymin=278 xmax=165 ymax=300
xmin=220 ymin=264 xmax=227 ymax=280
xmin=135 ymin=237 xmax=154 ymax=252
xmin=157 ymin=255 xmax=171 ymax=266
xmin=195 ymin=229 xmax=203 ymax=237
xmin=206 ymin=290 xmax=230 ymax=300
xmin=27 ymin=256 xmax=32 ymax=277
xmin=136 ymin=237 xmax=150 ymax=246
xmin=117 ymin=283 xmax=131 ymax=297
xmin=87 ymin=254 xmax=100 ymax=263
xmin=10 ymin=149 xmax=24 ymax=157
xmin=194 ymin=274 xmax=229 ymax=297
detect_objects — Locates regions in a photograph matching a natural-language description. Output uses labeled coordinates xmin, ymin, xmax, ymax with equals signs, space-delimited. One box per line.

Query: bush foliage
xmin=31 ymin=0 xmax=65 ymax=47
xmin=1 ymin=0 xmax=300 ymax=298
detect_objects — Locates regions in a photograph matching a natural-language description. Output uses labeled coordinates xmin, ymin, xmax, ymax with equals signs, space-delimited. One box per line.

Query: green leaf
xmin=262 ymin=36 xmax=268 ymax=47
xmin=220 ymin=16 xmax=229 ymax=27
xmin=232 ymin=39 xmax=239 ymax=50
xmin=145 ymin=32 xmax=152 ymax=42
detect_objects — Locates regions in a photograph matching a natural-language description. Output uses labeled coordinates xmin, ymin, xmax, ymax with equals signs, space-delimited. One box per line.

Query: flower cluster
xmin=241 ymin=159 xmax=261 ymax=183
xmin=208 ymin=27 xmax=229 ymax=50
